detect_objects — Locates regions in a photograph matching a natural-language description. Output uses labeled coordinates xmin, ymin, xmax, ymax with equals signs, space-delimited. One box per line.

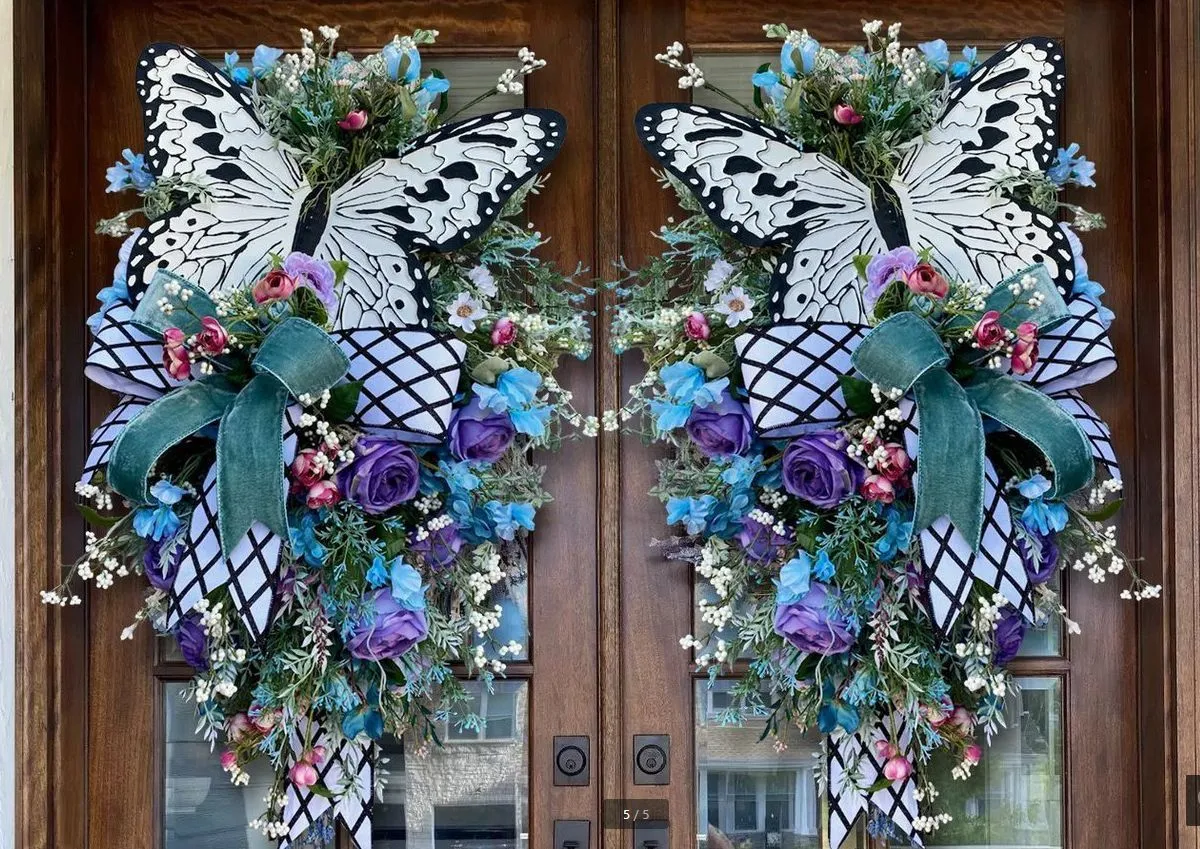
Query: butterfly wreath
xmin=84 ymin=42 xmax=565 ymax=638
xmin=637 ymin=37 xmax=1119 ymax=848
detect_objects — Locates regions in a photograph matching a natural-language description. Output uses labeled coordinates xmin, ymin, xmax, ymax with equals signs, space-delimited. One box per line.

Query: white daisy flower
xmin=447 ymin=292 xmax=486 ymax=332
xmin=703 ymin=258 xmax=735 ymax=292
xmin=467 ymin=264 xmax=498 ymax=297
xmin=715 ymin=286 xmax=755 ymax=327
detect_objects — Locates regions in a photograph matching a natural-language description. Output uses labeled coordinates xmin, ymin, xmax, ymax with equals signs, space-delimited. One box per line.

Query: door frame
xmin=12 ymin=0 xmax=1200 ymax=847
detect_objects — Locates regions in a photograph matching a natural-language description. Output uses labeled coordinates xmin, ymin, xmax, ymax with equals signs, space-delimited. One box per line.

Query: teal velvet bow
xmin=850 ymin=264 xmax=1095 ymax=550
xmin=107 ymin=271 xmax=349 ymax=552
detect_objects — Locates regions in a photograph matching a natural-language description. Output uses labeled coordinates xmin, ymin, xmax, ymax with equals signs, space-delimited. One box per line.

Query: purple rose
xmin=1018 ymin=529 xmax=1059 ymax=585
xmin=283 ymin=251 xmax=338 ymax=314
xmin=737 ymin=516 xmax=792 ymax=565
xmin=175 ymin=614 xmax=208 ymax=670
xmin=865 ymin=246 xmax=918 ymax=306
xmin=781 ymin=431 xmax=863 ymax=509
xmin=337 ymin=436 xmax=421 ymax=515
xmin=994 ymin=607 xmax=1026 ymax=665
xmin=346 ymin=589 xmax=429 ymax=660
xmin=143 ymin=540 xmax=181 ymax=591
xmin=686 ymin=391 xmax=753 ymax=458
xmin=773 ymin=583 xmax=855 ymax=655
xmin=410 ymin=521 xmax=464 ymax=570
xmin=449 ymin=397 xmax=516 ymax=463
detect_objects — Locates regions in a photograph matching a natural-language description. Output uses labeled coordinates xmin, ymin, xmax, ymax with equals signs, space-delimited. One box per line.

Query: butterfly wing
xmin=635 ymin=104 xmax=885 ymax=323
xmin=321 ymin=109 xmax=566 ymax=328
xmin=125 ymin=43 xmax=307 ymax=302
xmin=894 ymin=38 xmax=1075 ymax=296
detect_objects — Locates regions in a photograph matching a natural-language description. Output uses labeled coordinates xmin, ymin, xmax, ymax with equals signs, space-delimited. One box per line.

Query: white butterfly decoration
xmin=636 ymin=37 xmax=1072 ymax=324
xmin=127 ymin=43 xmax=565 ymax=329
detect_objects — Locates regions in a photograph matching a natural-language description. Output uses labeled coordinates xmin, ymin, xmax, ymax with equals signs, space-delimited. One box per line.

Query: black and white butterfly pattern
xmin=128 ymin=43 xmax=565 ymax=329
xmin=636 ymin=38 xmax=1072 ymax=324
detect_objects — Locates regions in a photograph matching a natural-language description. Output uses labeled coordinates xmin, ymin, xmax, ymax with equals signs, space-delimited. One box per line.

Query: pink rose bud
xmin=972 ymin=309 xmax=1006 ymax=348
xmin=1010 ymin=321 xmax=1040 ymax=375
xmin=162 ymin=326 xmax=192 ymax=380
xmin=289 ymin=760 xmax=320 ymax=788
xmin=253 ymin=269 xmax=296 ymax=304
xmin=878 ymin=443 xmax=910 ymax=483
xmin=219 ymin=749 xmax=238 ymax=771
xmin=950 ymin=706 xmax=975 ymax=732
xmin=925 ymin=703 xmax=950 ymax=728
xmin=306 ymin=745 xmax=328 ymax=766
xmin=860 ymin=474 xmax=895 ymax=504
xmin=227 ymin=712 xmax=252 ymax=742
xmin=338 ymin=109 xmax=369 ymax=131
xmin=491 ymin=317 xmax=518 ymax=346
xmin=194 ymin=315 xmax=230 ymax=356
xmin=250 ymin=705 xmax=279 ymax=733
xmin=684 ymin=311 xmax=711 ymax=341
xmin=306 ymin=479 xmax=341 ymax=509
xmin=964 ymin=743 xmax=983 ymax=765
xmin=833 ymin=103 xmax=863 ymax=125
xmin=873 ymin=739 xmax=898 ymax=761
xmin=291 ymin=449 xmax=325 ymax=489
xmin=905 ymin=263 xmax=950 ymax=299
xmin=883 ymin=755 xmax=913 ymax=783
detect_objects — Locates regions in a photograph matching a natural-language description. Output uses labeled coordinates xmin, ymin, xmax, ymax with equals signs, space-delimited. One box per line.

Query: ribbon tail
xmin=282 ymin=725 xmax=375 ymax=849
xmin=1053 ymin=390 xmax=1120 ymax=479
xmin=827 ymin=715 xmax=922 ymax=849
xmin=967 ymin=372 xmax=1095 ymax=499
xmin=217 ymin=375 xmax=291 ymax=551
xmin=107 ymin=379 xmax=237 ymax=504
xmin=79 ymin=397 xmax=149 ymax=489
xmin=911 ymin=369 xmax=985 ymax=549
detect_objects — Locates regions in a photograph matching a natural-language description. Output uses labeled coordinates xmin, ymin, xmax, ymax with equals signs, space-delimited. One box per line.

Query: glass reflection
xmin=374 ymin=679 xmax=529 ymax=848
xmin=695 ymin=680 xmax=833 ymax=849
xmin=163 ymin=683 xmax=327 ymax=849
xmin=921 ymin=676 xmax=1063 ymax=848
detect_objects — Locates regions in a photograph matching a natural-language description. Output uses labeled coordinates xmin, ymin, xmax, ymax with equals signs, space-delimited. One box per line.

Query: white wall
xmin=1 ymin=0 xmax=18 ymax=843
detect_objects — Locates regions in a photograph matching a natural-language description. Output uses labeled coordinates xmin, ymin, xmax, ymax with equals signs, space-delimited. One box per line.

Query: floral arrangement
xmin=615 ymin=22 xmax=1157 ymax=845
xmin=49 ymin=26 xmax=589 ymax=846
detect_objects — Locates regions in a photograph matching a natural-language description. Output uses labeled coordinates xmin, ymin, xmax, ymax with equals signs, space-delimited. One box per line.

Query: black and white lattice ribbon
xmin=282 ymin=727 xmax=375 ymax=849
xmin=736 ymin=304 xmax=1117 ymax=634
xmin=81 ymin=300 xmax=464 ymax=641
xmin=827 ymin=716 xmax=922 ymax=849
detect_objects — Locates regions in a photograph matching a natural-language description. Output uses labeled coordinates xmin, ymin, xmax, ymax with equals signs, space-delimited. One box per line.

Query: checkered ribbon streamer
xmin=81 ymin=298 xmax=465 ymax=640
xmin=736 ymin=300 xmax=1118 ymax=635
xmin=282 ymin=725 xmax=374 ymax=849
xmin=827 ymin=715 xmax=922 ymax=849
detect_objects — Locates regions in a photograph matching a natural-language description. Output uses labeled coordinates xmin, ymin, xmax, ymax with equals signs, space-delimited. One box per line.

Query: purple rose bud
xmin=737 ymin=516 xmax=792 ymax=565
xmin=175 ymin=614 xmax=208 ymax=670
xmin=773 ymin=583 xmax=855 ymax=655
xmin=337 ymin=436 xmax=421 ymax=515
xmin=780 ymin=431 xmax=863 ymax=509
xmin=410 ymin=521 xmax=464 ymax=570
xmin=282 ymin=251 xmax=338 ymax=315
xmin=993 ymin=607 xmax=1026 ymax=665
xmin=346 ymin=589 xmax=429 ymax=660
xmin=449 ymin=397 xmax=516 ymax=463
xmin=685 ymin=390 xmax=753 ymax=458
xmin=143 ymin=540 xmax=181 ymax=592
xmin=864 ymin=246 xmax=918 ymax=306
xmin=1018 ymin=529 xmax=1059 ymax=585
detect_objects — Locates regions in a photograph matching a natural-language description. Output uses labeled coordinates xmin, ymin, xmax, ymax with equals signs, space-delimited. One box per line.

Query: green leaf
xmin=289 ymin=286 xmax=329 ymax=328
xmin=783 ymin=79 xmax=804 ymax=116
xmin=693 ymin=350 xmax=730 ymax=378
xmin=471 ymin=356 xmax=511 ymax=385
xmin=853 ymin=253 xmax=872 ymax=281
xmin=307 ymin=782 xmax=335 ymax=800
xmin=838 ymin=374 xmax=879 ymax=417
xmin=329 ymin=259 xmax=349 ymax=286
xmin=868 ymin=776 xmax=896 ymax=794
xmin=78 ymin=505 xmax=121 ymax=529
xmin=1081 ymin=497 xmax=1124 ymax=523
xmin=324 ymin=380 xmax=364 ymax=423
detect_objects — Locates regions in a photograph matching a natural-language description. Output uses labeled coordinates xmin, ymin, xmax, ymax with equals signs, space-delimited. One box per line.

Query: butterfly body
xmin=636 ymin=38 xmax=1072 ymax=325
xmin=127 ymin=43 xmax=566 ymax=330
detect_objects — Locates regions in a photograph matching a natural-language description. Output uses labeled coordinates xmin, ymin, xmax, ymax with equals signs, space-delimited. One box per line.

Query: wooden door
xmin=608 ymin=2 xmax=1160 ymax=849
xmin=14 ymin=1 xmax=1195 ymax=848
xmin=52 ymin=2 xmax=601 ymax=848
